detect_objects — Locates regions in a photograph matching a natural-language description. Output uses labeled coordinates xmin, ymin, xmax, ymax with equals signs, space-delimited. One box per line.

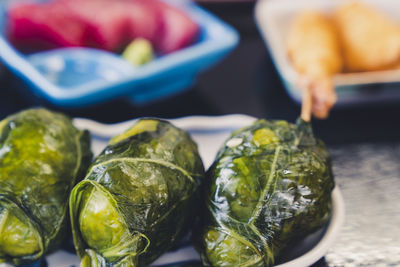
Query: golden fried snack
xmin=335 ymin=2 xmax=400 ymax=72
xmin=287 ymin=11 xmax=342 ymax=119
xmin=287 ymin=11 xmax=342 ymax=78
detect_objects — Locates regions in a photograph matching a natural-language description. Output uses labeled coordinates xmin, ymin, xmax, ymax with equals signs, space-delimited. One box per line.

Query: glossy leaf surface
xmin=70 ymin=119 xmax=205 ymax=267
xmin=0 ymin=108 xmax=92 ymax=265
xmin=199 ymin=119 xmax=335 ymax=267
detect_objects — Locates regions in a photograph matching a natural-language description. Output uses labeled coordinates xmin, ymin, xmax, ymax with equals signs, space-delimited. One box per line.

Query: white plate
xmin=1 ymin=114 xmax=345 ymax=267
xmin=255 ymin=0 xmax=400 ymax=106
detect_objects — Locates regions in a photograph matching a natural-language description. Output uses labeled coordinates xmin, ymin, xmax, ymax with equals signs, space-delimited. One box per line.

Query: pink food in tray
xmin=151 ymin=0 xmax=200 ymax=54
xmin=8 ymin=2 xmax=90 ymax=49
xmin=58 ymin=0 xmax=161 ymax=52
xmin=7 ymin=0 xmax=200 ymax=54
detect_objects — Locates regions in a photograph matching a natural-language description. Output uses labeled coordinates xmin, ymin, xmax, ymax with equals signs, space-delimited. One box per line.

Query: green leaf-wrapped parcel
xmin=198 ymin=118 xmax=335 ymax=267
xmin=70 ymin=119 xmax=205 ymax=267
xmin=0 ymin=108 xmax=92 ymax=265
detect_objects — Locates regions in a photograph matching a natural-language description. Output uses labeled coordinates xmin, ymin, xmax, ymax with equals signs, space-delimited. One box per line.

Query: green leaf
xmin=0 ymin=108 xmax=92 ymax=265
xmin=199 ymin=118 xmax=334 ymax=266
xmin=70 ymin=119 xmax=205 ymax=267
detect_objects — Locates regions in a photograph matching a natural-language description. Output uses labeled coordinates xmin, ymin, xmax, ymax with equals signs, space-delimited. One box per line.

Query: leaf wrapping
xmin=70 ymin=119 xmax=205 ymax=267
xmin=0 ymin=108 xmax=92 ymax=265
xmin=198 ymin=118 xmax=334 ymax=267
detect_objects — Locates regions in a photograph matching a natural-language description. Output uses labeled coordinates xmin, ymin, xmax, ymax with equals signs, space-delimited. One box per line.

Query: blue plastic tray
xmin=0 ymin=0 xmax=239 ymax=107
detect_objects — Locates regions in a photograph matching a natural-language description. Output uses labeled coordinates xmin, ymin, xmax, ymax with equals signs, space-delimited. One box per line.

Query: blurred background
xmin=2 ymin=0 xmax=400 ymax=146
xmin=2 ymin=0 xmax=400 ymax=145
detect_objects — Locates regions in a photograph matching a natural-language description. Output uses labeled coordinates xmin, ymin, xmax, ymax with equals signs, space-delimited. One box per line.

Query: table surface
xmin=1 ymin=2 xmax=400 ymax=267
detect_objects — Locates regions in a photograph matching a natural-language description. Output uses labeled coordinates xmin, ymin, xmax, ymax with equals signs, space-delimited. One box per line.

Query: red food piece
xmin=124 ymin=0 xmax=161 ymax=46
xmin=7 ymin=0 xmax=199 ymax=54
xmin=149 ymin=0 xmax=200 ymax=54
xmin=59 ymin=0 xmax=130 ymax=51
xmin=8 ymin=2 xmax=89 ymax=50
xmin=58 ymin=0 xmax=160 ymax=52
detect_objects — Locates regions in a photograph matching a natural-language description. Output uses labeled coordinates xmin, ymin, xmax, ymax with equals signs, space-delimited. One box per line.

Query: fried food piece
xmin=335 ymin=2 xmax=400 ymax=72
xmin=287 ymin=11 xmax=342 ymax=119
xmin=287 ymin=11 xmax=342 ymax=78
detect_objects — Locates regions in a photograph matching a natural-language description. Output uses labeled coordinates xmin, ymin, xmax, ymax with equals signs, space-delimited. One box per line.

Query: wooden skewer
xmin=300 ymin=78 xmax=312 ymax=123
